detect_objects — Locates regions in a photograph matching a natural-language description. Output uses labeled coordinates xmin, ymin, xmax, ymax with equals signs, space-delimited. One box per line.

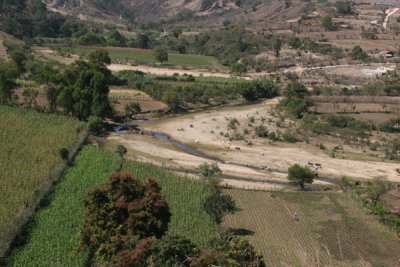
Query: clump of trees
xmin=280 ymin=82 xmax=310 ymax=118
xmin=351 ymin=46 xmax=369 ymax=61
xmin=336 ymin=0 xmax=352 ymax=15
xmin=239 ymin=79 xmax=279 ymax=101
xmin=79 ymin=172 xmax=171 ymax=263
xmin=79 ymin=171 xmax=265 ymax=266
xmin=57 ymin=50 xmax=113 ymax=120
xmin=0 ymin=62 xmax=18 ymax=105
xmin=322 ymin=16 xmax=337 ymax=31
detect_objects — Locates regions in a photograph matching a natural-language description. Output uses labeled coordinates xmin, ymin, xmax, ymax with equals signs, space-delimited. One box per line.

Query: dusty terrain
xmin=106 ymin=98 xmax=400 ymax=190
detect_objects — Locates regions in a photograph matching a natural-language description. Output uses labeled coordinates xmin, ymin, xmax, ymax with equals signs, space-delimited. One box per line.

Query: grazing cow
xmin=235 ymin=147 xmax=241 ymax=150
xmin=195 ymin=140 xmax=200 ymax=144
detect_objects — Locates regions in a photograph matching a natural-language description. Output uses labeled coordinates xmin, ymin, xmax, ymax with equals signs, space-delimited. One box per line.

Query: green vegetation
xmin=79 ymin=172 xmax=171 ymax=264
xmin=287 ymin=164 xmax=315 ymax=190
xmin=322 ymin=16 xmax=337 ymax=31
xmin=355 ymin=178 xmax=400 ymax=234
xmin=0 ymin=106 xmax=86 ymax=253
xmin=64 ymin=47 xmax=221 ymax=69
xmin=153 ymin=48 xmax=169 ymax=64
xmin=116 ymin=70 xmax=250 ymax=110
xmin=239 ymin=79 xmax=279 ymax=101
xmin=351 ymin=46 xmax=369 ymax=61
xmin=336 ymin=0 xmax=352 ymax=15
xmin=0 ymin=62 xmax=18 ymax=104
xmin=10 ymin=146 xmax=218 ymax=266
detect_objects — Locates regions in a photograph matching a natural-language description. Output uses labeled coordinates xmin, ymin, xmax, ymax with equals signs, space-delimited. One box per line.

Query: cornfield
xmin=0 ymin=106 xmax=86 ymax=253
xmin=9 ymin=146 xmax=217 ymax=266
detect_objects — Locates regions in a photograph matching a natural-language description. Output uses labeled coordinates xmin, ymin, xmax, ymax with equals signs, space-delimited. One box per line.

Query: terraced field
xmin=223 ymin=190 xmax=400 ymax=267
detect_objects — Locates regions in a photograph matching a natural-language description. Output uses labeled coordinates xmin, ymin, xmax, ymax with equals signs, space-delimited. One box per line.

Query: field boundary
xmin=0 ymin=130 xmax=89 ymax=263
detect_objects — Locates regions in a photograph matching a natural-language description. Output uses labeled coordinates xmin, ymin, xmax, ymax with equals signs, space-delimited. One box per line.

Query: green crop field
xmin=223 ymin=190 xmax=400 ymax=267
xmin=0 ymin=106 xmax=86 ymax=251
xmin=65 ymin=46 xmax=222 ymax=70
xmin=9 ymin=146 xmax=217 ymax=266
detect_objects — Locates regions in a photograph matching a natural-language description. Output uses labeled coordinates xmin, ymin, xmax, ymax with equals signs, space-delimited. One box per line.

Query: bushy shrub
xmin=282 ymin=132 xmax=298 ymax=143
xmin=255 ymin=125 xmax=268 ymax=137
xmin=59 ymin=148 xmax=69 ymax=160
xmin=88 ymin=116 xmax=103 ymax=133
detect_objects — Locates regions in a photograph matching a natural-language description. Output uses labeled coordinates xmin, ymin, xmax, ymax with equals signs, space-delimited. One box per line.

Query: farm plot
xmin=0 ymin=106 xmax=86 ymax=252
xmin=109 ymin=87 xmax=167 ymax=113
xmin=65 ymin=46 xmax=223 ymax=70
xmin=9 ymin=146 xmax=217 ymax=266
xmin=223 ymin=190 xmax=400 ymax=267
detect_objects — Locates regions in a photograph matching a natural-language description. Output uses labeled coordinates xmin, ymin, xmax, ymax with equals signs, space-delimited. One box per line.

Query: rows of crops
xmin=223 ymin=190 xmax=400 ymax=267
xmin=9 ymin=146 xmax=217 ymax=266
xmin=0 ymin=106 xmax=86 ymax=251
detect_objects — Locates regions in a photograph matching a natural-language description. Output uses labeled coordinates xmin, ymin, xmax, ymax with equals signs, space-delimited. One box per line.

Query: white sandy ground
xmin=141 ymin=98 xmax=400 ymax=184
xmin=383 ymin=7 xmax=400 ymax=30
xmin=107 ymin=133 xmax=334 ymax=190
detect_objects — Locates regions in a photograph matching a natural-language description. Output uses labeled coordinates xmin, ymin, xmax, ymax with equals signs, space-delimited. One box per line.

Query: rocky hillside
xmin=44 ymin=0 xmax=240 ymax=23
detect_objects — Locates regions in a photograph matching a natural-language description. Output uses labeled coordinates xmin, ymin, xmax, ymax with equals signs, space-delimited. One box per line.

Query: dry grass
xmin=223 ymin=190 xmax=400 ymax=267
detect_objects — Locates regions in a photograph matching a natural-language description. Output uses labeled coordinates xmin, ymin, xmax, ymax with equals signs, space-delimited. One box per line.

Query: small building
xmin=379 ymin=50 xmax=395 ymax=58
xmin=370 ymin=19 xmax=378 ymax=25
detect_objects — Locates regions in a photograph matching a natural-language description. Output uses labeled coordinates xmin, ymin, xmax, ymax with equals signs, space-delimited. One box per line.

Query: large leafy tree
xmin=0 ymin=62 xmax=18 ymax=104
xmin=241 ymin=79 xmax=279 ymax=101
xmin=287 ymin=164 xmax=315 ymax=190
xmin=79 ymin=172 xmax=171 ymax=260
xmin=58 ymin=51 xmax=112 ymax=119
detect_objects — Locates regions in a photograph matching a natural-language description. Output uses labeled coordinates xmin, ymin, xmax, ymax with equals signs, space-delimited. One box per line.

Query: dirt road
xmin=383 ymin=7 xmax=399 ymax=30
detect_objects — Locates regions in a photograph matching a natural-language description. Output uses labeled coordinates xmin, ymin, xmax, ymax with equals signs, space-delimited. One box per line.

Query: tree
xmin=79 ymin=172 xmax=171 ymax=260
xmin=10 ymin=50 xmax=27 ymax=74
xmin=230 ymin=63 xmax=247 ymax=76
xmin=161 ymin=88 xmax=180 ymax=112
xmin=154 ymin=48 xmax=168 ymax=64
xmin=171 ymin=28 xmax=182 ymax=38
xmin=273 ymin=38 xmax=282 ymax=58
xmin=287 ymin=164 xmax=315 ymax=190
xmin=284 ymin=82 xmax=308 ymax=99
xmin=0 ymin=62 xmax=18 ymax=104
xmin=46 ymin=86 xmax=59 ymax=113
xmin=108 ymin=28 xmax=127 ymax=47
xmin=88 ymin=116 xmax=103 ymax=133
xmin=147 ymin=236 xmax=197 ymax=267
xmin=351 ymin=45 xmax=369 ymax=61
xmin=197 ymin=162 xmax=222 ymax=180
xmin=115 ymin=145 xmax=127 ymax=171
xmin=137 ymin=33 xmax=150 ymax=49
xmin=207 ymin=232 xmax=266 ymax=267
xmin=58 ymin=51 xmax=112 ymax=119
xmin=88 ymin=50 xmax=112 ymax=66
xmin=197 ymin=163 xmax=236 ymax=224
xmin=124 ymin=102 xmax=141 ymax=118
xmin=322 ymin=16 xmax=336 ymax=31
xmin=203 ymin=188 xmax=237 ymax=224
xmin=240 ymin=79 xmax=279 ymax=101
xmin=336 ymin=0 xmax=352 ymax=15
